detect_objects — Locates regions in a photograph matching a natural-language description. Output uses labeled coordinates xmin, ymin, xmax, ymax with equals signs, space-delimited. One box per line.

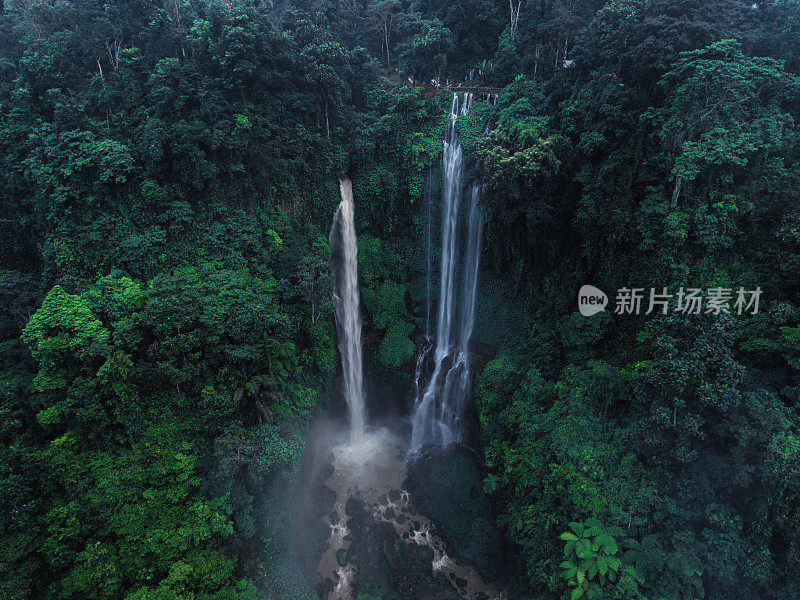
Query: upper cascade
xmin=411 ymin=92 xmax=484 ymax=450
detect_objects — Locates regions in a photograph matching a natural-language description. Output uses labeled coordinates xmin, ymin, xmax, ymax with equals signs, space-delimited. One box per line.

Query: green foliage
xmin=474 ymin=352 xmax=652 ymax=593
xmin=646 ymin=38 xmax=799 ymax=211
xmin=455 ymin=99 xmax=492 ymax=155
xmin=357 ymin=587 xmax=388 ymax=600
xmin=2 ymin=1 xmax=800 ymax=600
xmin=22 ymin=286 xmax=110 ymax=427
xmin=36 ymin=424 xmax=240 ymax=600
xmin=398 ymin=19 xmax=455 ymax=80
xmin=375 ymin=320 xmax=415 ymax=371
xmin=477 ymin=79 xmax=564 ymax=195
xmin=357 ymin=235 xmax=415 ymax=370
xmin=559 ymin=312 xmax=609 ymax=365
xmin=559 ymin=519 xmax=643 ymax=600
xmin=354 ymin=85 xmax=446 ymax=214
xmin=363 ymin=280 xmax=407 ymax=329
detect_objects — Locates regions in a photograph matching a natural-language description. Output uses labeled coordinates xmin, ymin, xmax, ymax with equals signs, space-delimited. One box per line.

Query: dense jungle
xmin=1 ymin=1 xmax=800 ymax=599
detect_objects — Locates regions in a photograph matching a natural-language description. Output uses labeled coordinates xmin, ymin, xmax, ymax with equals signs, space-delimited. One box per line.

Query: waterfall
xmin=424 ymin=169 xmax=435 ymax=339
xmin=460 ymin=185 xmax=482 ymax=353
xmin=411 ymin=93 xmax=483 ymax=450
xmin=330 ymin=175 xmax=366 ymax=445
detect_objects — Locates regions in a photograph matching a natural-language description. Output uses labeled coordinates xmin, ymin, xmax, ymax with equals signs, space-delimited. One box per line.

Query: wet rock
xmin=315 ymin=577 xmax=334 ymax=600
xmin=336 ymin=549 xmax=348 ymax=568
xmin=404 ymin=442 xmax=507 ymax=581
xmin=469 ymin=340 xmax=497 ymax=371
xmin=344 ymin=496 xmax=361 ymax=516
xmin=342 ymin=500 xmax=463 ymax=600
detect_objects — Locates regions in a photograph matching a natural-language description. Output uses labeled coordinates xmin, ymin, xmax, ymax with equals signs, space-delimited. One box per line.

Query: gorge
xmin=317 ymin=93 xmax=499 ymax=599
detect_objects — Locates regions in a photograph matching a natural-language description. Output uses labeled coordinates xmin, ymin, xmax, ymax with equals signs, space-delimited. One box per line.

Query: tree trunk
xmin=509 ymin=0 xmax=522 ymax=39
xmin=385 ymin=23 xmax=390 ymax=69
xmin=555 ymin=36 xmax=560 ymax=69
xmin=671 ymin=176 xmax=683 ymax=208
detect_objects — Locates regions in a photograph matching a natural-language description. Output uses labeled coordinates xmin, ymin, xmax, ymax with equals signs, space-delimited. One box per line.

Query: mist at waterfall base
xmin=291 ymin=94 xmax=504 ymax=600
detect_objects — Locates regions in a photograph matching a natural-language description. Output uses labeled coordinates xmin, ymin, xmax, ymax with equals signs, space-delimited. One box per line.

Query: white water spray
xmin=330 ymin=175 xmax=366 ymax=445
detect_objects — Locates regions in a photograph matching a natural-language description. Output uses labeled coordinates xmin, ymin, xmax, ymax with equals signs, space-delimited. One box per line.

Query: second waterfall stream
xmin=411 ymin=92 xmax=483 ymax=450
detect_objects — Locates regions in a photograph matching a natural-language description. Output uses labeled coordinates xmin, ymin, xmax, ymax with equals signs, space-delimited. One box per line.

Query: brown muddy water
xmin=315 ymin=430 xmax=505 ymax=600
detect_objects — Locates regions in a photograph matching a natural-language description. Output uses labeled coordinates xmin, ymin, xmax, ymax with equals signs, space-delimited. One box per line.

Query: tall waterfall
xmin=330 ymin=175 xmax=366 ymax=445
xmin=411 ymin=93 xmax=483 ymax=449
xmin=424 ymin=169 xmax=434 ymax=338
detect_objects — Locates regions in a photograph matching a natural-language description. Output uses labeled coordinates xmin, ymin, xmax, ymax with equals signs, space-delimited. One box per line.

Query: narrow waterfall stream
xmin=411 ymin=93 xmax=483 ymax=449
xmin=425 ymin=168 xmax=435 ymax=339
xmin=330 ymin=175 xmax=367 ymax=445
